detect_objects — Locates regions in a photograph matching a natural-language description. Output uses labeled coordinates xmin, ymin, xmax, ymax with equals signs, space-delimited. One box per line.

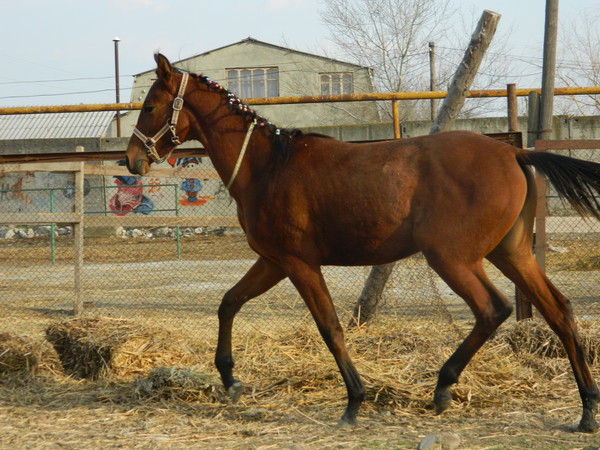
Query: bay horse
xmin=126 ymin=54 xmax=600 ymax=432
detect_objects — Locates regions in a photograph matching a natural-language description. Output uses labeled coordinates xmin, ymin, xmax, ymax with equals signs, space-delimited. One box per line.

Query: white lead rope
xmin=226 ymin=119 xmax=257 ymax=190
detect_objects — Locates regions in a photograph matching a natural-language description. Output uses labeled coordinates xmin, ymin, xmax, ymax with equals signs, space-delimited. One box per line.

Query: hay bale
xmin=45 ymin=317 xmax=197 ymax=380
xmin=134 ymin=366 xmax=222 ymax=402
xmin=0 ymin=332 xmax=60 ymax=378
xmin=498 ymin=319 xmax=599 ymax=364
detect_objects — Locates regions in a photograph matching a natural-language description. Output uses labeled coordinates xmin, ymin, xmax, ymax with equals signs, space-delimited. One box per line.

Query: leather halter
xmin=133 ymin=72 xmax=190 ymax=163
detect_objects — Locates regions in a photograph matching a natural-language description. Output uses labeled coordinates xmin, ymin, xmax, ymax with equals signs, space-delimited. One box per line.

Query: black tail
xmin=517 ymin=151 xmax=600 ymax=221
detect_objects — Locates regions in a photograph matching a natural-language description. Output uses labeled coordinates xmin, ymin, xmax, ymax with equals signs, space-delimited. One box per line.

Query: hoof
xmin=577 ymin=417 xmax=599 ymax=433
xmin=337 ymin=416 xmax=357 ymax=428
xmin=227 ymin=381 xmax=244 ymax=403
xmin=433 ymin=390 xmax=452 ymax=415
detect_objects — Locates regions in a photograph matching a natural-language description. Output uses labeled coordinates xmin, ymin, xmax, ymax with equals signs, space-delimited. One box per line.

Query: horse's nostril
xmin=134 ymin=158 xmax=149 ymax=176
xmin=124 ymin=155 xmax=133 ymax=173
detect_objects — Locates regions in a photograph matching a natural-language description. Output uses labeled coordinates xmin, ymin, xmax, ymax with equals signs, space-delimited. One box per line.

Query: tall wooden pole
xmin=113 ymin=37 xmax=121 ymax=137
xmin=538 ymin=0 xmax=559 ymax=143
xmin=351 ymin=10 xmax=502 ymax=327
xmin=530 ymin=0 xmax=558 ymax=288
xmin=429 ymin=42 xmax=437 ymax=121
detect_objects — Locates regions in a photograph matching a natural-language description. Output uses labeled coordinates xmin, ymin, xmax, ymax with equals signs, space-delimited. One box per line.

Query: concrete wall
xmin=304 ymin=115 xmax=600 ymax=142
xmin=2 ymin=115 xmax=599 ymax=218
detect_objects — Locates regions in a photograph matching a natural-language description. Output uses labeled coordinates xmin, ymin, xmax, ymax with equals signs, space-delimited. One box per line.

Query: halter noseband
xmin=133 ymin=72 xmax=190 ymax=164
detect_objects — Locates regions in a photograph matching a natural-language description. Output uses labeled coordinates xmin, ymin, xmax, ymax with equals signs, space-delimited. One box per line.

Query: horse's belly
xmin=322 ymin=233 xmax=418 ymax=266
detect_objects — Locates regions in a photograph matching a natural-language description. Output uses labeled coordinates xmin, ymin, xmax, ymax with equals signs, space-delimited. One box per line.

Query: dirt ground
xmin=1 ymin=319 xmax=600 ymax=449
xmin=1 ymin=233 xmax=599 ymax=448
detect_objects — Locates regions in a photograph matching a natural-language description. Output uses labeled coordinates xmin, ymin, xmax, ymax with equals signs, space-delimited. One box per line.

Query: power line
xmin=0 ymin=87 xmax=132 ymax=101
xmin=0 ymin=75 xmax=132 ymax=86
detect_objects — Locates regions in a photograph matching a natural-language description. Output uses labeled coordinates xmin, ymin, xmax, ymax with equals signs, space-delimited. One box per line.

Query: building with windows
xmin=117 ymin=38 xmax=381 ymax=136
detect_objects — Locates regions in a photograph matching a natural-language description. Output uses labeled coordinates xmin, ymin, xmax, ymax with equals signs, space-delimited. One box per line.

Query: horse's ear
xmin=154 ymin=53 xmax=173 ymax=80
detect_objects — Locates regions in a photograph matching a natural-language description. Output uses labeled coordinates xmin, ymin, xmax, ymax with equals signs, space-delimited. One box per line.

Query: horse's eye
xmin=143 ymin=105 xmax=155 ymax=114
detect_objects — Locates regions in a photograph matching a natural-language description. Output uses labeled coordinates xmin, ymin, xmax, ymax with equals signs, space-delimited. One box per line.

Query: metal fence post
xmin=50 ymin=189 xmax=56 ymax=263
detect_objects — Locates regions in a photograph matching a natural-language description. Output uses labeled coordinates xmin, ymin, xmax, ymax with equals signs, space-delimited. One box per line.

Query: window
xmin=320 ymin=73 xmax=353 ymax=95
xmin=227 ymin=68 xmax=279 ymax=98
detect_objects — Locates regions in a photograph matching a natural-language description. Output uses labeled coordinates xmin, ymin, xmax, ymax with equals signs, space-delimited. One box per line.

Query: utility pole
xmin=534 ymin=0 xmax=559 ymax=286
xmin=539 ymin=0 xmax=559 ymax=143
xmin=113 ymin=37 xmax=121 ymax=137
xmin=429 ymin=42 xmax=437 ymax=121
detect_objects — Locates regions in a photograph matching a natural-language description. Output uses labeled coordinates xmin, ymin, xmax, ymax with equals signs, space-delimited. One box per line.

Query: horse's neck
xmin=186 ymin=85 xmax=274 ymax=197
xmin=201 ymin=113 xmax=271 ymax=197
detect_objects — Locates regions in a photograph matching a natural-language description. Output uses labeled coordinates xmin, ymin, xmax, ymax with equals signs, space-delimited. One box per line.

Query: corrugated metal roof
xmin=0 ymin=110 xmax=115 ymax=140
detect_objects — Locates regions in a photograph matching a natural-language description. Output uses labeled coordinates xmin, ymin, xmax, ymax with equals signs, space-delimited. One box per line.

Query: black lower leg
xmin=433 ymin=314 xmax=509 ymax=414
xmin=339 ymin=361 xmax=365 ymax=425
xmin=577 ymin=386 xmax=600 ymax=432
xmin=215 ymin=351 xmax=244 ymax=402
xmin=433 ymin=361 xmax=459 ymax=414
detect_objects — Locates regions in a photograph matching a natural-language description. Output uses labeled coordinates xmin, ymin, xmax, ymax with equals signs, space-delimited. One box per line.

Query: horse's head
xmin=125 ymin=53 xmax=195 ymax=176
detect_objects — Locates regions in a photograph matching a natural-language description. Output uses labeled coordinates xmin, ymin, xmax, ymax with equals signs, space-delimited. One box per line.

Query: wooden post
xmin=538 ymin=0 xmax=558 ymax=144
xmin=527 ymin=91 xmax=541 ymax=148
xmin=392 ymin=100 xmax=401 ymax=138
xmin=73 ymin=146 xmax=85 ymax=315
xmin=527 ymin=91 xmax=546 ymax=274
xmin=350 ymin=10 xmax=502 ymax=327
xmin=429 ymin=42 xmax=437 ymax=121
xmin=512 ymin=89 xmax=536 ymax=321
xmin=430 ymin=10 xmax=501 ymax=134
xmin=533 ymin=0 xmax=558 ymax=276
xmin=507 ymin=84 xmax=518 ymax=132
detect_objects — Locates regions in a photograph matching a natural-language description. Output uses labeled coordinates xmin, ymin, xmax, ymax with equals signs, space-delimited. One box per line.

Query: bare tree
xmin=321 ymin=0 xmax=522 ymax=120
xmin=321 ymin=0 xmax=453 ymax=120
xmin=556 ymin=10 xmax=600 ymax=115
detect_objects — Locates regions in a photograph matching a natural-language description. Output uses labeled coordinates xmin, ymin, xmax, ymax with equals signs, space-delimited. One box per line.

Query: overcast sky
xmin=1 ymin=0 xmax=598 ymax=107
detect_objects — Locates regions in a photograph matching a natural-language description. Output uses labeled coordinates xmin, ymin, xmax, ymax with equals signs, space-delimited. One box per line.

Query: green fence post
xmin=175 ymin=183 xmax=181 ymax=259
xmin=50 ymin=189 xmax=56 ymax=263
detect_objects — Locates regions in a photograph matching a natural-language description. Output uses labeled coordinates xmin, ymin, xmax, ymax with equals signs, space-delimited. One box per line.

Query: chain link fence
xmin=0 ymin=149 xmax=598 ymax=340
xmin=537 ymin=145 xmax=600 ymax=320
xmin=0 ymin=160 xmax=444 ymax=340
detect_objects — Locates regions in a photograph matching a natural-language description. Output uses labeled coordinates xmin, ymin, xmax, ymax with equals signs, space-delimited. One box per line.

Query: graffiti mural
xmin=108 ymin=162 xmax=154 ymax=216
xmin=1 ymin=172 xmax=35 ymax=206
xmin=167 ymin=157 xmax=214 ymax=207
xmin=0 ymin=172 xmax=96 ymax=214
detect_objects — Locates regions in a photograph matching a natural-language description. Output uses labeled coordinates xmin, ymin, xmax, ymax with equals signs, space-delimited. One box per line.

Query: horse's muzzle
xmin=125 ymin=154 xmax=150 ymax=176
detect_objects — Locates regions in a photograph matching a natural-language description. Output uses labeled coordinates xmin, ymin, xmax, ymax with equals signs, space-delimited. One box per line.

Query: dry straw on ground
xmin=45 ymin=316 xmax=198 ymax=380
xmin=226 ymin=318 xmax=600 ymax=416
xmin=1 ymin=317 xmax=600 ymax=448
xmin=134 ymin=366 xmax=223 ymax=402
xmin=502 ymin=318 xmax=599 ymax=363
xmin=0 ymin=332 xmax=60 ymax=378
xmin=31 ymin=315 xmax=600 ymax=413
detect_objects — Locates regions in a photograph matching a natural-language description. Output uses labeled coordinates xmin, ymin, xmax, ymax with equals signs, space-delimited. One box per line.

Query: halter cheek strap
xmin=133 ymin=72 xmax=190 ymax=164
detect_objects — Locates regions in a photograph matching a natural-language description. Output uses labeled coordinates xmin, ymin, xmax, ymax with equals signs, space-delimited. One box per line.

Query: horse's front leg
xmin=215 ymin=257 xmax=286 ymax=401
xmin=284 ymin=259 xmax=365 ymax=425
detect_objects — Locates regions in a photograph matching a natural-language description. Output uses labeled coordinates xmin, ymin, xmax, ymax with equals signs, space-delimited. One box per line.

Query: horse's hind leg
xmin=489 ymin=248 xmax=600 ymax=432
xmin=423 ymin=256 xmax=513 ymax=414
xmin=214 ymin=257 xmax=286 ymax=401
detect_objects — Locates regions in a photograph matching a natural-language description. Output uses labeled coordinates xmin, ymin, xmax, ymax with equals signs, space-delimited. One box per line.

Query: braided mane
xmin=185 ymin=70 xmax=304 ymax=157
